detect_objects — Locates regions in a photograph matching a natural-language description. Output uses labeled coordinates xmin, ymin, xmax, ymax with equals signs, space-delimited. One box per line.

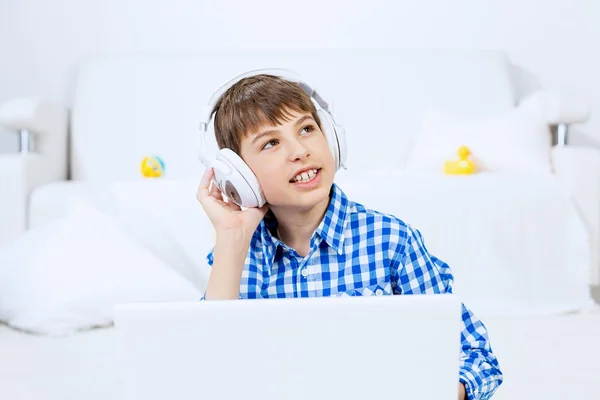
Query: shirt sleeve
xmin=392 ymin=225 xmax=504 ymax=400
xmin=198 ymin=248 xmax=216 ymax=301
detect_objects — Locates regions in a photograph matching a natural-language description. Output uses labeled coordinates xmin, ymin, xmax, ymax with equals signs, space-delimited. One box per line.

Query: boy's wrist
xmin=216 ymin=229 xmax=254 ymax=246
xmin=213 ymin=234 xmax=250 ymax=270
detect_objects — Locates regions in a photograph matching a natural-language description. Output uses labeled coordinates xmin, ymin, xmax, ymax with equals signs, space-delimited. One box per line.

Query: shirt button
xmin=301 ymin=268 xmax=309 ymax=278
xmin=375 ymin=289 xmax=383 ymax=296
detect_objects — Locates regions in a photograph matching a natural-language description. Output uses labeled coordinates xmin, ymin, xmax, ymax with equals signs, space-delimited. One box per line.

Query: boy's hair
xmin=212 ymin=74 xmax=322 ymax=155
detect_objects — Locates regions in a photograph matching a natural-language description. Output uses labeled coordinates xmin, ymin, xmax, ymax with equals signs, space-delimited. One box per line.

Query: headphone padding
xmin=317 ymin=108 xmax=341 ymax=171
xmin=216 ymin=149 xmax=266 ymax=208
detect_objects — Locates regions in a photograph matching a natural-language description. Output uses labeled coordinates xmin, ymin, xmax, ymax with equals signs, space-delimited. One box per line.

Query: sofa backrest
xmin=70 ymin=49 xmax=517 ymax=181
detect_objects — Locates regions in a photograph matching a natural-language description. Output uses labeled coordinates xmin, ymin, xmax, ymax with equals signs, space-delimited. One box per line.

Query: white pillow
xmin=0 ymin=198 xmax=201 ymax=337
xmin=108 ymin=179 xmax=215 ymax=291
xmin=403 ymin=102 xmax=552 ymax=175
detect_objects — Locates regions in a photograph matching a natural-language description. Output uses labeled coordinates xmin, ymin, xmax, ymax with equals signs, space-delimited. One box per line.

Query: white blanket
xmin=17 ymin=171 xmax=594 ymax=318
xmin=335 ymin=171 xmax=593 ymax=316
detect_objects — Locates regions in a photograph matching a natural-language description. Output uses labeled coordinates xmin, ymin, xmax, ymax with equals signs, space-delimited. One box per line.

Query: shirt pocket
xmin=335 ymin=282 xmax=393 ymax=297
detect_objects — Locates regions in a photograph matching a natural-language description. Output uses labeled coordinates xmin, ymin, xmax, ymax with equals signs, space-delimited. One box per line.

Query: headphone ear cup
xmin=202 ymin=119 xmax=221 ymax=166
xmin=317 ymin=108 xmax=343 ymax=171
xmin=214 ymin=149 xmax=266 ymax=208
xmin=334 ymin=120 xmax=347 ymax=169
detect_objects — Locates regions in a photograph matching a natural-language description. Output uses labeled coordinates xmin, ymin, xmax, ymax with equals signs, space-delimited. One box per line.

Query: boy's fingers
xmin=197 ymin=168 xmax=215 ymax=200
xmin=209 ymin=181 xmax=223 ymax=201
xmin=200 ymin=167 xmax=214 ymax=188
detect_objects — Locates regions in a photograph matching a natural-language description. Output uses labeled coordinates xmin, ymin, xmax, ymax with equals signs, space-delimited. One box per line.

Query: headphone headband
xmin=199 ymin=68 xmax=330 ymax=130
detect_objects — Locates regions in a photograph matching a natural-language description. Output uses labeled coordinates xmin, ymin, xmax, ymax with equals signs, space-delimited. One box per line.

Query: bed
xmin=2 ymin=49 xmax=600 ymax=399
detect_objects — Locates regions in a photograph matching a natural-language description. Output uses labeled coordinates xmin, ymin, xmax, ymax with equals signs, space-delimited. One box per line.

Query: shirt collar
xmin=259 ymin=218 xmax=278 ymax=269
xmin=314 ymin=183 xmax=349 ymax=255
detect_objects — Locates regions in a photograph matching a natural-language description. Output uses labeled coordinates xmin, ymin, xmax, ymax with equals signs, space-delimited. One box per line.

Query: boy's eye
xmin=262 ymin=139 xmax=279 ymax=150
xmin=300 ymin=125 xmax=315 ymax=135
xmin=260 ymin=125 xmax=314 ymax=150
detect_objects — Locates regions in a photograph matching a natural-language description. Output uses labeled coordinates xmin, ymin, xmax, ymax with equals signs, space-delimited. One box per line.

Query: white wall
xmin=1 ymin=0 xmax=600 ymax=151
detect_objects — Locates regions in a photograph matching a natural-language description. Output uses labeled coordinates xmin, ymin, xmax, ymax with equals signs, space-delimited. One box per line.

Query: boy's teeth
xmin=294 ymin=169 xmax=318 ymax=182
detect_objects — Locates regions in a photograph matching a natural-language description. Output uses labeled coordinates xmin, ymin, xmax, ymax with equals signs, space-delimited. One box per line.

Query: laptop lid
xmin=115 ymin=294 xmax=462 ymax=400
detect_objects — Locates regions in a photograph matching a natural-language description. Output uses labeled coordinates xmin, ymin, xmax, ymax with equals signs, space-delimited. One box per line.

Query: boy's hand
xmin=197 ymin=167 xmax=269 ymax=238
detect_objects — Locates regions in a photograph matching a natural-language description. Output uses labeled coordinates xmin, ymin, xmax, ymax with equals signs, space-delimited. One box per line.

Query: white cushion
xmin=108 ymin=179 xmax=215 ymax=290
xmin=28 ymin=179 xmax=215 ymax=291
xmin=0 ymin=198 xmax=201 ymax=337
xmin=28 ymin=180 xmax=113 ymax=229
xmin=402 ymin=102 xmax=552 ymax=175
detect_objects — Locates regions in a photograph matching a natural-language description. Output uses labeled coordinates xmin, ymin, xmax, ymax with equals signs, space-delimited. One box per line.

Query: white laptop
xmin=114 ymin=294 xmax=462 ymax=400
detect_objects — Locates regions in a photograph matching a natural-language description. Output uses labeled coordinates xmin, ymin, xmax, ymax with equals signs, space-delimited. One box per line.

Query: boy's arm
xmin=196 ymin=167 xmax=268 ymax=301
xmin=203 ymin=232 xmax=251 ymax=300
xmin=201 ymin=229 xmax=266 ymax=301
xmin=392 ymin=225 xmax=504 ymax=400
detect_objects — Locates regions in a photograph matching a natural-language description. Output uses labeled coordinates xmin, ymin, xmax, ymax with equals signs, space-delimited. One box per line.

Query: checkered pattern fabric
xmin=205 ymin=183 xmax=503 ymax=399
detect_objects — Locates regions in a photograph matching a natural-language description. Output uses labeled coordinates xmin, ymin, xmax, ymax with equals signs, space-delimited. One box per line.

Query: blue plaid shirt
xmin=206 ymin=183 xmax=503 ymax=399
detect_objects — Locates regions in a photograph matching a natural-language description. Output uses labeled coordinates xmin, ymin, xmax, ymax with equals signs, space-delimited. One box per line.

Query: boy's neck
xmin=271 ymin=193 xmax=332 ymax=257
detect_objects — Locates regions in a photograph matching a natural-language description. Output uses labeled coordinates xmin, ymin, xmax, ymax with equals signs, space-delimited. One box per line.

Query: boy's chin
xmin=270 ymin=184 xmax=332 ymax=211
xmin=297 ymin=184 xmax=332 ymax=206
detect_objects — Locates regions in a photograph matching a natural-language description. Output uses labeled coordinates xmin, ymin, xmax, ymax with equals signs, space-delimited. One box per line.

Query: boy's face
xmin=239 ymin=109 xmax=335 ymax=211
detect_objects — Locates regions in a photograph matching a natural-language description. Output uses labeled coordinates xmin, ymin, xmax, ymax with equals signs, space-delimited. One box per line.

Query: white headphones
xmin=199 ymin=68 xmax=347 ymax=208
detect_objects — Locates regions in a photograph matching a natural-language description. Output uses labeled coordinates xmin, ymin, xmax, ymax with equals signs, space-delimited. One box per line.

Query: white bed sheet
xmin=0 ymin=324 xmax=123 ymax=400
xmin=335 ymin=171 xmax=593 ymax=316
xmin=2 ymin=309 xmax=600 ymax=400
xmin=485 ymin=309 xmax=600 ymax=400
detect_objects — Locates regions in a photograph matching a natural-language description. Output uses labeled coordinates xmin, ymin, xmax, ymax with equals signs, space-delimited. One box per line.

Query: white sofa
xmin=1 ymin=49 xmax=599 ymax=315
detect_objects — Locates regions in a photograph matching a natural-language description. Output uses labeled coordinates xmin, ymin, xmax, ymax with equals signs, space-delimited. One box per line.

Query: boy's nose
xmin=288 ymin=141 xmax=310 ymax=160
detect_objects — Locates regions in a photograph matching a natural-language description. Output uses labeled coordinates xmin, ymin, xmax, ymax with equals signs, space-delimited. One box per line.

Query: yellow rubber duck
xmin=140 ymin=156 xmax=165 ymax=178
xmin=444 ymin=145 xmax=476 ymax=175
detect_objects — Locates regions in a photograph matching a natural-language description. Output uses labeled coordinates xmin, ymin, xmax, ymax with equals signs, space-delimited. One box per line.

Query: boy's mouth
xmin=290 ymin=168 xmax=321 ymax=184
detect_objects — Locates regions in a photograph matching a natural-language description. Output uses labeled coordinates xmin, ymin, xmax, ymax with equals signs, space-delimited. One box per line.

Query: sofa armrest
xmin=0 ymin=154 xmax=44 ymax=242
xmin=0 ymin=97 xmax=69 ymax=181
xmin=520 ymin=91 xmax=590 ymax=125
xmin=0 ymin=98 xmax=69 ymax=243
xmin=552 ymin=146 xmax=600 ymax=285
xmin=0 ymin=152 xmax=69 ymax=244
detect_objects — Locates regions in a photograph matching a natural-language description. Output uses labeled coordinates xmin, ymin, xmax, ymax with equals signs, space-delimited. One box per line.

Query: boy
xmin=196 ymin=73 xmax=503 ymax=400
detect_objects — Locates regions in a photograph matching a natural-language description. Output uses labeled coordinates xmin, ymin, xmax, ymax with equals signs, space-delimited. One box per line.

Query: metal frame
xmin=18 ymin=129 xmax=34 ymax=153
xmin=556 ymin=123 xmax=569 ymax=147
